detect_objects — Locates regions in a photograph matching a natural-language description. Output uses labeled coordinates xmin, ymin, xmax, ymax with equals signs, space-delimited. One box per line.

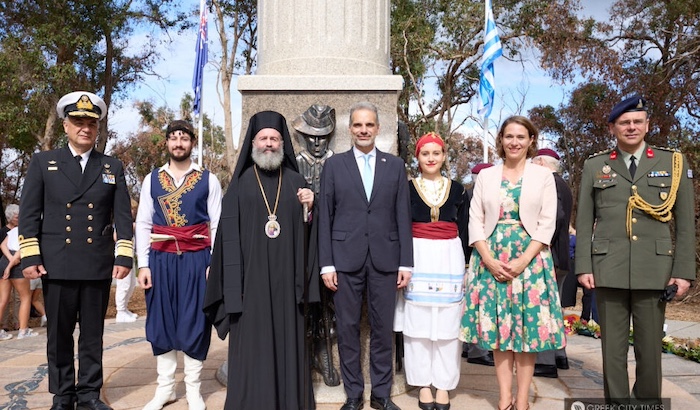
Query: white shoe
xmin=17 ymin=328 xmax=39 ymax=339
xmin=143 ymin=351 xmax=178 ymax=410
xmin=126 ymin=310 xmax=138 ymax=319
xmin=116 ymin=311 xmax=137 ymax=323
xmin=40 ymin=316 xmax=48 ymax=327
xmin=184 ymin=355 xmax=206 ymax=410
xmin=0 ymin=329 xmax=12 ymax=341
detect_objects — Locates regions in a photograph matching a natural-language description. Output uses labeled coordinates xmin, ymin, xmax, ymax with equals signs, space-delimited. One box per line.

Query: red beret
xmin=536 ymin=148 xmax=560 ymax=160
xmin=471 ymin=163 xmax=493 ymax=175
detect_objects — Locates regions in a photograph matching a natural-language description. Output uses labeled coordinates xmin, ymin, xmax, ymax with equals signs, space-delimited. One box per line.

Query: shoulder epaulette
xmin=648 ymin=145 xmax=679 ymax=153
xmin=588 ymin=148 xmax=613 ymax=159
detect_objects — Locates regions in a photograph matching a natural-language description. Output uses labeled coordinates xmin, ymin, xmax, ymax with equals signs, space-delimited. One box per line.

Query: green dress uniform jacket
xmin=575 ymin=143 xmax=695 ymax=403
xmin=19 ymin=146 xmax=133 ymax=277
xmin=575 ymin=144 xmax=695 ymax=287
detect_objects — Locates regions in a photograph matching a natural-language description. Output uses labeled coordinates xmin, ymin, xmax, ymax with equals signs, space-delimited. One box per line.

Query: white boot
xmin=143 ymin=350 xmax=178 ymax=410
xmin=183 ymin=354 xmax=206 ymax=410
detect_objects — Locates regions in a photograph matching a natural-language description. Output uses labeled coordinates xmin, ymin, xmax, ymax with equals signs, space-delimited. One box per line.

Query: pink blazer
xmin=468 ymin=162 xmax=556 ymax=246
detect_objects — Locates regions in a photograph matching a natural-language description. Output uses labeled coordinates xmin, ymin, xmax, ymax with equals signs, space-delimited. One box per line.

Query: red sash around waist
xmin=151 ymin=223 xmax=211 ymax=253
xmin=412 ymin=221 xmax=458 ymax=240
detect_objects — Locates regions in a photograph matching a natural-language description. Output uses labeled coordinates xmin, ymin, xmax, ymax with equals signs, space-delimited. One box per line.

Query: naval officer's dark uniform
xmin=19 ymin=141 xmax=133 ymax=407
xmin=575 ymin=98 xmax=695 ymax=404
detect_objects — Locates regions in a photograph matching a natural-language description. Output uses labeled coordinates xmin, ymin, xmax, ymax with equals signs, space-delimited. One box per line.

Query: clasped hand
xmin=485 ymin=255 xmax=529 ymax=282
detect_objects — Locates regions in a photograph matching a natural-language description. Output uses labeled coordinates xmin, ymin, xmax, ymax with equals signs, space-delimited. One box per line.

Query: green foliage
xmin=390 ymin=0 xmax=596 ymax=171
xmin=0 ymin=0 xmax=183 ymax=152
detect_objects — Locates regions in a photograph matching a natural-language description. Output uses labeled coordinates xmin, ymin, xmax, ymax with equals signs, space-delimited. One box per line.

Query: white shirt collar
xmin=353 ymin=146 xmax=377 ymax=158
xmin=68 ymin=146 xmax=92 ymax=162
xmin=159 ymin=160 xmax=201 ymax=175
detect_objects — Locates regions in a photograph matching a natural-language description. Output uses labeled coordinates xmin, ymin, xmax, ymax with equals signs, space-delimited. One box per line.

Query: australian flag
xmin=192 ymin=0 xmax=208 ymax=116
xmin=478 ymin=0 xmax=502 ymax=119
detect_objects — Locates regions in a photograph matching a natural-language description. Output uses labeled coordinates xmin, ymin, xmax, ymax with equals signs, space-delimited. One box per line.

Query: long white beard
xmin=251 ymin=146 xmax=284 ymax=171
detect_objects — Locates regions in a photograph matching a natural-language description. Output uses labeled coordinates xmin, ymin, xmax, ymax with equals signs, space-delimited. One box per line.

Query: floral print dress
xmin=460 ymin=178 xmax=566 ymax=352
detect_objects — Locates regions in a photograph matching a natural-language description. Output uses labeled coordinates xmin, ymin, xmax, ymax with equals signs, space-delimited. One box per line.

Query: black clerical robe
xmin=208 ymin=166 xmax=318 ymax=410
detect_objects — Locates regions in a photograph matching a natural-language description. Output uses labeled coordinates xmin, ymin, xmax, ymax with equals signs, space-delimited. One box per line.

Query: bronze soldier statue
xmin=293 ymin=104 xmax=340 ymax=387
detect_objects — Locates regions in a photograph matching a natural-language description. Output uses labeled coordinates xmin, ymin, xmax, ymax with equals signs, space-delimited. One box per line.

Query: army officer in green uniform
xmin=575 ymin=95 xmax=695 ymax=405
xmin=19 ymin=91 xmax=133 ymax=410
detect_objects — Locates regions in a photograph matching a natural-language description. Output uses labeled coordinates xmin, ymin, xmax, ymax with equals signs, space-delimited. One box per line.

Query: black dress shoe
xmin=341 ymin=397 xmax=364 ymax=410
xmin=466 ymin=352 xmax=494 ymax=366
xmin=556 ymin=356 xmax=570 ymax=369
xmin=76 ymin=398 xmax=112 ymax=410
xmin=418 ymin=400 xmax=435 ymax=410
xmin=50 ymin=404 xmax=75 ymax=410
xmin=370 ymin=394 xmax=401 ymax=410
xmin=434 ymin=402 xmax=450 ymax=410
xmin=533 ymin=364 xmax=558 ymax=378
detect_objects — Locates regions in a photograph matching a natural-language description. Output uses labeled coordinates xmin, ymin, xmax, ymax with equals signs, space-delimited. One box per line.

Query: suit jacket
xmin=552 ymin=173 xmax=573 ymax=271
xmin=469 ymin=162 xmax=557 ymax=246
xmin=318 ymin=148 xmax=413 ymax=273
xmin=575 ymin=145 xmax=695 ymax=289
xmin=19 ymin=147 xmax=133 ymax=280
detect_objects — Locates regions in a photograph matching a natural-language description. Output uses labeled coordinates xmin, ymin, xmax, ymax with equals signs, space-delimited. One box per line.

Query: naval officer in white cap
xmin=19 ymin=91 xmax=133 ymax=410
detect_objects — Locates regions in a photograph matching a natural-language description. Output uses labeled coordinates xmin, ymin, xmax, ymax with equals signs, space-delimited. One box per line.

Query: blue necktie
xmin=362 ymin=154 xmax=373 ymax=200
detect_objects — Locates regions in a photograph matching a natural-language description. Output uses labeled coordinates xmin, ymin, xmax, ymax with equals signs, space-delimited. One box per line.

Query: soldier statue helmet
xmin=292 ymin=104 xmax=336 ymax=158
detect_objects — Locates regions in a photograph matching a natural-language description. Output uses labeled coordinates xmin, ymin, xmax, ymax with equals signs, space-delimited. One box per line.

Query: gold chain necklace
xmin=416 ymin=176 xmax=448 ymax=222
xmin=417 ymin=176 xmax=446 ymax=205
xmin=253 ymin=165 xmax=283 ymax=239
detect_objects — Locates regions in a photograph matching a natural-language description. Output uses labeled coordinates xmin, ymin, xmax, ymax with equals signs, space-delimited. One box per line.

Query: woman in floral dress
xmin=460 ymin=116 xmax=566 ymax=410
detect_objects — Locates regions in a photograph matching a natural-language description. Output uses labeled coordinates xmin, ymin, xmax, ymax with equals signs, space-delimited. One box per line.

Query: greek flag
xmin=192 ymin=0 xmax=208 ymax=115
xmin=478 ymin=0 xmax=502 ymax=118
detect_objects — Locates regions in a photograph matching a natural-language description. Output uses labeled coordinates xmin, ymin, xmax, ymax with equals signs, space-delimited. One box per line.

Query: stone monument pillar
xmin=238 ymin=0 xmax=403 ymax=155
xmin=231 ymin=0 xmax=406 ymax=403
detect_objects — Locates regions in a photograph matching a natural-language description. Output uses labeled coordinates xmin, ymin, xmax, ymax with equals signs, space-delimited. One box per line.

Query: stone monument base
xmin=216 ymin=298 xmax=411 ymax=403
xmin=237 ymin=75 xmax=403 ymax=155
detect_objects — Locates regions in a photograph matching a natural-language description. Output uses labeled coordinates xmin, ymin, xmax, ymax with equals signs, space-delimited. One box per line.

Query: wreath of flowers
xmin=564 ymin=313 xmax=700 ymax=363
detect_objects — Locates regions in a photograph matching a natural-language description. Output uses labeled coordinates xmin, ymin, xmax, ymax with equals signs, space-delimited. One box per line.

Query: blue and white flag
xmin=192 ymin=0 xmax=208 ymax=116
xmin=478 ymin=0 xmax=502 ymax=118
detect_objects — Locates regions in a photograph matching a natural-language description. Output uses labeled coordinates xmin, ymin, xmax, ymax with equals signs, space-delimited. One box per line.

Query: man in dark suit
xmin=576 ymin=95 xmax=695 ymax=405
xmin=532 ymin=148 xmax=573 ymax=378
xmin=19 ymin=91 xmax=133 ymax=410
xmin=319 ymin=102 xmax=413 ymax=410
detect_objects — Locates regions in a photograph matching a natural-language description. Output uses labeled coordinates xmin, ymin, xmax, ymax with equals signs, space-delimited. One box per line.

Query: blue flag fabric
xmin=192 ymin=0 xmax=208 ymax=115
xmin=478 ymin=0 xmax=502 ymax=118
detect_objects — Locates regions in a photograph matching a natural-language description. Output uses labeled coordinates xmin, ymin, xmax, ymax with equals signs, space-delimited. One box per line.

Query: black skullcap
xmin=166 ymin=120 xmax=195 ymax=138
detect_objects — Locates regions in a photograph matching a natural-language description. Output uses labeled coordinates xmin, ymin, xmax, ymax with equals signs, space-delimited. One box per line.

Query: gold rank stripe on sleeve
xmin=115 ymin=239 xmax=134 ymax=258
xmin=18 ymin=236 xmax=41 ymax=258
xmin=626 ymin=151 xmax=683 ymax=238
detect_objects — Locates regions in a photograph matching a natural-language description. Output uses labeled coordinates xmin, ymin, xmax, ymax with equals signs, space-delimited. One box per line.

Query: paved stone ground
xmin=1 ymin=315 xmax=698 ymax=410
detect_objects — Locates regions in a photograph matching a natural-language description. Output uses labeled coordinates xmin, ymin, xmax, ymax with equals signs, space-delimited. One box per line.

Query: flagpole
xmin=193 ymin=0 xmax=208 ymax=168
xmin=482 ymin=117 xmax=488 ymax=163
xmin=198 ymin=113 xmax=204 ymax=168
xmin=478 ymin=0 xmax=501 ymax=164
